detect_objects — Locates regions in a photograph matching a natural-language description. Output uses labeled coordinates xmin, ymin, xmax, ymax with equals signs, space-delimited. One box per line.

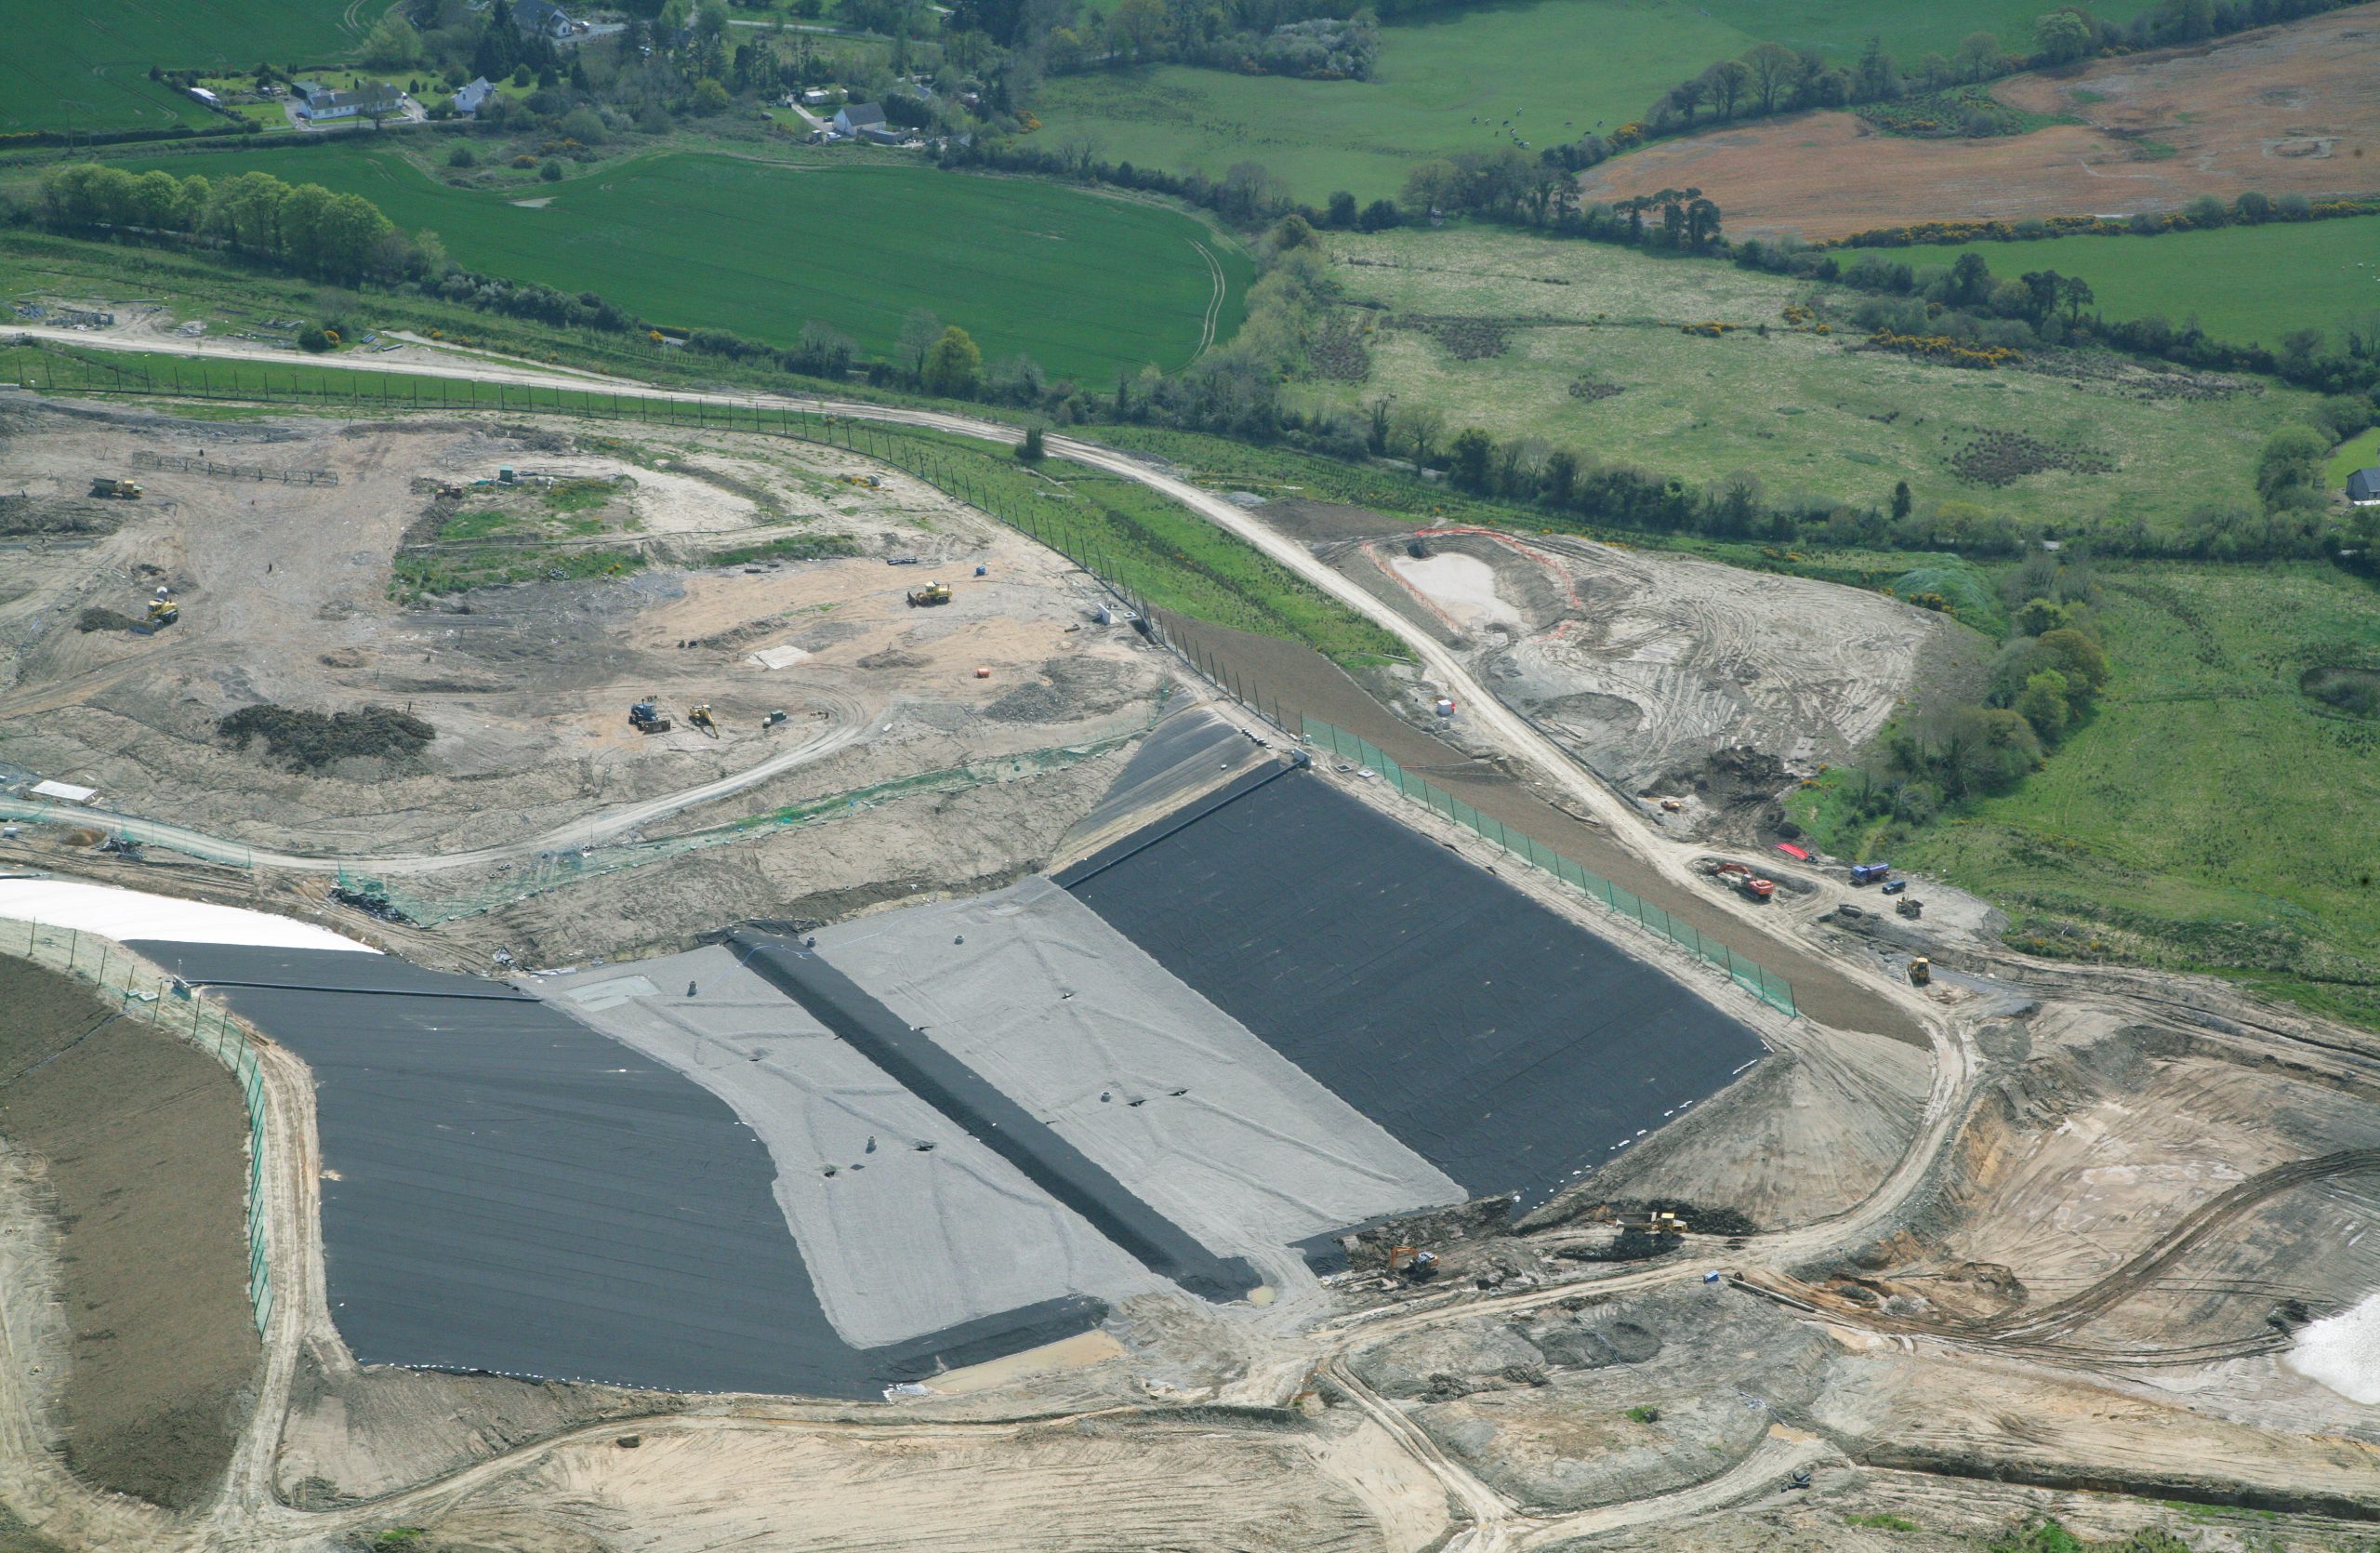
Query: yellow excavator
xmin=906 ymin=581 xmax=952 ymax=608
xmin=688 ymin=704 xmax=719 ymax=737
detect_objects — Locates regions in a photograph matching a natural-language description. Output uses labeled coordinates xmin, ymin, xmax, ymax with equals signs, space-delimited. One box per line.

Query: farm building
xmin=452 ymin=77 xmax=496 ymax=116
xmin=2349 ymin=468 xmax=2380 ymax=506
xmin=298 ymin=83 xmax=403 ymax=122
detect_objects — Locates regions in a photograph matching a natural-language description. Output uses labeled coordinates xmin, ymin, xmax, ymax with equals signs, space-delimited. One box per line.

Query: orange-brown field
xmin=1582 ymin=5 xmax=2380 ymax=240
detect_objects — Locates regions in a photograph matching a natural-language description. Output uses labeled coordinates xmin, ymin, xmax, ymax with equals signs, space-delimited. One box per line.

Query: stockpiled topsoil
xmin=0 ymin=954 xmax=255 ymax=1509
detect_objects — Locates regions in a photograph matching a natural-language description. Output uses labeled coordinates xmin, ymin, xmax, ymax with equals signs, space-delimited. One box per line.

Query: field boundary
xmin=1301 ymin=717 xmax=1799 ymax=1017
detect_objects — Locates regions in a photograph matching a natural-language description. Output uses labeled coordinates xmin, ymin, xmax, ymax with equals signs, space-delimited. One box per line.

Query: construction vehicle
xmin=129 ymin=598 xmax=179 ymax=635
xmin=628 ymin=699 xmax=672 ymax=734
xmin=1740 ymin=875 xmax=1776 ymax=902
xmin=1896 ymin=897 xmax=1924 ymax=920
xmin=1385 ymin=1245 xmax=1439 ymax=1281
xmin=1615 ymin=1209 xmax=1688 ymax=1233
xmin=1908 ymin=956 xmax=1931 ymax=987
xmin=839 ymin=473 xmax=881 ymax=489
xmin=1851 ymin=861 xmax=1892 ymax=886
xmin=906 ymin=581 xmax=952 ymax=607
xmin=89 ymin=477 xmax=142 ymax=499
xmin=688 ymin=704 xmax=718 ymax=737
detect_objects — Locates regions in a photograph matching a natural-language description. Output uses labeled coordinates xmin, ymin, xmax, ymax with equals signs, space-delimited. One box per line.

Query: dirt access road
xmin=9 ymin=325 xmax=1936 ymax=1045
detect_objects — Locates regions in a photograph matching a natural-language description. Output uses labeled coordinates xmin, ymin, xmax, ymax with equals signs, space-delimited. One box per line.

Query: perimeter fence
xmin=1 ymin=917 xmax=274 ymax=1334
xmin=1301 ymin=718 xmax=1799 ymax=1017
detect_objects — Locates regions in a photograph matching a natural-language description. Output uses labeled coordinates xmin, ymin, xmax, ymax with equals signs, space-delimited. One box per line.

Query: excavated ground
xmin=0 ymin=403 xmax=1156 ymax=867
xmin=0 ymin=955 xmax=254 ymax=1511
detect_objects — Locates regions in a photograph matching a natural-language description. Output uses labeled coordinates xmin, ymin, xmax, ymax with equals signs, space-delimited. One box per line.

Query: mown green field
xmin=1895 ymin=216 xmax=2380 ymax=349
xmin=1 ymin=0 xmax=359 ymax=135
xmin=2329 ymin=426 xmax=2380 ymax=490
xmin=1806 ymin=562 xmax=2380 ymax=1029
xmin=1305 ymin=226 xmax=2316 ymax=537
xmin=124 ymin=144 xmax=1250 ymax=380
xmin=1032 ymin=0 xmax=2155 ymax=203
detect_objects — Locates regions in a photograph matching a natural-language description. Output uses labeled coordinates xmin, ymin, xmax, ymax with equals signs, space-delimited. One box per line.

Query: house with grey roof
xmin=452 ymin=77 xmax=496 ymax=116
xmin=2348 ymin=467 xmax=2380 ymax=507
xmin=833 ymin=102 xmax=886 ymax=138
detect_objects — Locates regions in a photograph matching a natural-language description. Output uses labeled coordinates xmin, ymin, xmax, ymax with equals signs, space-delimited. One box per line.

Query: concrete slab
xmin=536 ymin=947 xmax=1163 ymax=1348
xmin=813 ymin=877 xmax=1464 ymax=1262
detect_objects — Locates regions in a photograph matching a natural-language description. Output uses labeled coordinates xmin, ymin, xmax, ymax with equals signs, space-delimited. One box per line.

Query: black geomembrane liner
xmin=1057 ymin=771 xmax=1766 ymax=1208
xmin=134 ymin=943 xmax=1104 ymax=1397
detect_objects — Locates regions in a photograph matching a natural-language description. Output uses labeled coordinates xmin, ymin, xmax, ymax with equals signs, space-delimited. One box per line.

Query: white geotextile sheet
xmin=0 ymin=878 xmax=378 ymax=953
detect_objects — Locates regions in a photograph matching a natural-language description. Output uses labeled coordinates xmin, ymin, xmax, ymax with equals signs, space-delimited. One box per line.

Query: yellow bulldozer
xmin=906 ymin=581 xmax=952 ymax=608
xmin=130 ymin=598 xmax=178 ymax=635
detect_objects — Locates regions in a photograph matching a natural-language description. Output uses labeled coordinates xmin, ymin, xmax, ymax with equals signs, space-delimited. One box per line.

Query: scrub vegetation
xmin=1798 ymin=560 xmax=2380 ymax=1029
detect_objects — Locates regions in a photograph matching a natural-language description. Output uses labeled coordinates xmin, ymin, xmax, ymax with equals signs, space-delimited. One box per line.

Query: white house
xmin=299 ymin=82 xmax=403 ymax=121
xmin=453 ymin=76 xmax=496 ymax=116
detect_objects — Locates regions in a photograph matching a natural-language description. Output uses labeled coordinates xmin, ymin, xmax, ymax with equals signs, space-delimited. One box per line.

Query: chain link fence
xmin=2 ymin=918 xmax=273 ymax=1334
xmin=1301 ymin=718 xmax=1799 ymax=1017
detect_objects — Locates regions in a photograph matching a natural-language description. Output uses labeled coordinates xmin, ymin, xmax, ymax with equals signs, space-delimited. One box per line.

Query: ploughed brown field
xmin=1582 ymin=4 xmax=2380 ymax=240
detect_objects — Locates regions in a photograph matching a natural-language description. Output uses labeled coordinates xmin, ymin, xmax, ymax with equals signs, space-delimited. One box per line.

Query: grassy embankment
xmin=1 ymin=0 xmax=360 ymax=136
xmin=1798 ymin=561 xmax=2380 ymax=1029
xmin=0 ymin=339 xmax=1403 ymax=670
xmin=118 ymin=141 xmax=1252 ymax=382
xmin=1891 ymin=215 xmax=2380 ymax=350
xmin=1303 ymin=226 xmax=2320 ymax=538
xmin=1031 ymin=0 xmax=2155 ymax=203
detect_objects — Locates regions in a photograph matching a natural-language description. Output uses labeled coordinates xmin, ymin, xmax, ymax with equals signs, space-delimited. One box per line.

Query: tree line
xmin=35 ymin=163 xmax=412 ymax=285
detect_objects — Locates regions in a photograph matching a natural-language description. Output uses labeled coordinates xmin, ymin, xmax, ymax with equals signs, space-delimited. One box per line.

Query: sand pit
xmin=1584 ymin=7 xmax=2380 ymax=238
xmin=537 ymin=946 xmax=1160 ymax=1349
xmin=2287 ymin=1291 xmax=2380 ymax=1404
xmin=1387 ymin=552 xmax=1526 ymax=635
xmin=1344 ymin=527 xmax=1954 ymax=796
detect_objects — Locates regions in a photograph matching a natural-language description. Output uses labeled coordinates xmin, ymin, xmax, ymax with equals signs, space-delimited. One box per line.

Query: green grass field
xmin=1 ymin=1 xmax=361 ymax=136
xmin=123 ymin=144 xmax=1250 ymax=381
xmin=2328 ymin=427 xmax=2380 ymax=491
xmin=1895 ymin=216 xmax=2380 ymax=350
xmin=1032 ymin=0 xmax=2155 ymax=203
xmin=1304 ymin=226 xmax=2318 ymax=538
xmin=1802 ymin=562 xmax=2380 ymax=1029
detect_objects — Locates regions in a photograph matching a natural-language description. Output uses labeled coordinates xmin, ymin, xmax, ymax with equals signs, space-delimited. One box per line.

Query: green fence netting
xmin=1301 ymin=718 xmax=1798 ymax=1017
